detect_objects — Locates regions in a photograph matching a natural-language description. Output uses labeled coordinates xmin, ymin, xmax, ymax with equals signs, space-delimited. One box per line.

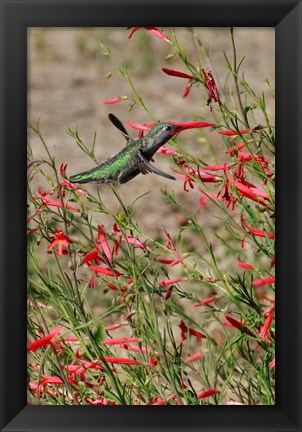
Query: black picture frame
xmin=1 ymin=0 xmax=301 ymax=431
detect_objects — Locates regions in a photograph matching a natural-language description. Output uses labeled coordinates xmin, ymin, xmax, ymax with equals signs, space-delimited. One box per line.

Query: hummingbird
xmin=68 ymin=114 xmax=181 ymax=184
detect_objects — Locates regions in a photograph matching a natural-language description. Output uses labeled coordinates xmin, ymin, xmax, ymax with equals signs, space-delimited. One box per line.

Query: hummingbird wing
xmin=108 ymin=113 xmax=130 ymax=141
xmin=138 ymin=151 xmax=176 ymax=181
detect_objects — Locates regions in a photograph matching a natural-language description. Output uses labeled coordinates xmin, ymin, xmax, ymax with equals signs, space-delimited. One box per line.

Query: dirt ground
xmin=28 ymin=27 xmax=275 ymax=241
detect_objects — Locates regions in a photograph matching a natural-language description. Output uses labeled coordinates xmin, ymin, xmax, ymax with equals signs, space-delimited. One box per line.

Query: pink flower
xmin=158 ymin=278 xmax=186 ymax=286
xmin=201 ymin=69 xmax=222 ymax=109
xmin=162 ymin=68 xmax=194 ymax=97
xmin=179 ymin=320 xmax=206 ymax=341
xmin=241 ymin=214 xmax=275 ymax=240
xmin=252 ymin=276 xmax=275 ymax=287
xmin=219 ymin=129 xmax=250 ymax=136
xmin=47 ymin=229 xmax=70 ymax=255
xmin=127 ymin=27 xmax=169 ymax=42
xmin=33 ymin=192 xmax=78 ymax=211
xmin=223 ymin=314 xmax=254 ymax=336
xmin=156 ymin=146 xmax=178 ymax=155
xmin=103 ymin=96 xmax=127 ymax=104
xmin=185 ymin=352 xmax=203 ymax=363
xmin=236 ymin=262 xmax=255 ymax=270
xmin=197 ymin=388 xmax=220 ymax=399
xmin=194 ymin=296 xmax=217 ymax=307
xmin=103 ymin=356 xmax=141 ymax=366
xmin=27 ymin=327 xmax=62 ymax=351
xmin=101 ymin=337 xmax=138 ymax=345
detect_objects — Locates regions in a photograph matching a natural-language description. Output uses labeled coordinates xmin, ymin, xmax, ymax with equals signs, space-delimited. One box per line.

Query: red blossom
xmin=169 ymin=120 xmax=217 ymax=131
xmin=226 ymin=143 xmax=246 ymax=154
xmin=197 ymin=388 xmax=220 ymax=399
xmin=156 ymin=146 xmax=178 ymax=155
xmin=33 ymin=192 xmax=78 ymax=211
xmin=39 ymin=375 xmax=64 ymax=385
xmin=112 ymin=223 xmax=147 ymax=249
xmin=97 ymin=225 xmax=113 ymax=262
xmin=47 ymin=229 xmax=70 ymax=255
xmin=185 ymin=352 xmax=203 ymax=363
xmin=252 ymin=276 xmax=275 ymax=287
xmin=101 ymin=337 xmax=138 ymax=345
xmin=219 ymin=129 xmax=251 ymax=136
xmin=194 ymin=296 xmax=217 ymax=307
xmin=127 ymin=27 xmax=169 ymax=42
xmin=103 ymin=356 xmax=141 ymax=366
xmin=258 ymin=306 xmax=274 ymax=344
xmin=226 ymin=176 xmax=269 ymax=207
xmin=86 ymin=397 xmax=118 ymax=405
xmin=158 ymin=277 xmax=186 ymax=286
xmin=88 ymin=265 xmax=121 ymax=277
xmin=236 ymin=262 xmax=255 ymax=270
xmin=158 ymin=258 xmax=183 ymax=266
xmin=103 ymin=96 xmax=127 ymax=104
xmin=105 ymin=323 xmax=123 ymax=331
xmin=223 ymin=314 xmax=254 ymax=336
xmin=241 ymin=214 xmax=275 ymax=240
xmin=162 ymin=68 xmax=194 ymax=98
xmin=201 ymin=69 xmax=222 ymax=110
xmin=126 ymin=121 xmax=154 ymax=131
xmin=203 ymin=163 xmax=230 ymax=171
xmin=82 ymin=249 xmax=102 ymax=264
xmin=162 ymin=68 xmax=193 ymax=79
xmin=179 ymin=320 xmax=206 ymax=341
xmin=269 ymin=358 xmax=275 ymax=368
xmin=27 ymin=326 xmax=62 ymax=351
xmin=164 ymin=286 xmax=174 ymax=300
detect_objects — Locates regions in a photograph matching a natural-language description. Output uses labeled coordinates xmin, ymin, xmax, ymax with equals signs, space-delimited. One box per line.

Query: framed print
xmin=1 ymin=0 xmax=301 ymax=431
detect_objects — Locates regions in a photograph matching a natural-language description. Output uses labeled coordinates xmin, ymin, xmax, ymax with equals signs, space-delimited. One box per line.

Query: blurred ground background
xmin=28 ymin=27 xmax=275 ymax=246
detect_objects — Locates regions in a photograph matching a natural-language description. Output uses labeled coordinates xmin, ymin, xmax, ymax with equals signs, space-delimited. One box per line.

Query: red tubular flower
xmin=223 ymin=314 xmax=254 ymax=336
xmin=156 ymin=146 xmax=178 ymax=155
xmin=162 ymin=68 xmax=194 ymax=98
xmin=197 ymin=388 xmax=220 ymax=399
xmin=269 ymin=358 xmax=275 ymax=368
xmin=105 ymin=323 xmax=123 ymax=331
xmin=39 ymin=375 xmax=64 ymax=385
xmin=82 ymin=249 xmax=102 ymax=265
xmin=97 ymin=225 xmax=113 ymax=262
xmin=236 ymin=262 xmax=255 ymax=270
xmin=203 ymin=163 xmax=230 ymax=171
xmin=252 ymin=276 xmax=275 ymax=287
xmin=201 ymin=69 xmax=222 ymax=110
xmin=169 ymin=120 xmax=217 ymax=131
xmin=158 ymin=277 xmax=186 ymax=286
xmin=194 ymin=296 xmax=217 ymax=307
xmin=226 ymin=143 xmax=246 ymax=154
xmin=258 ymin=306 xmax=274 ymax=343
xmin=103 ymin=96 xmax=127 ymax=104
xmin=226 ymin=176 xmax=268 ymax=206
xmin=219 ymin=129 xmax=251 ymax=136
xmin=185 ymin=352 xmax=203 ymax=363
xmin=126 ymin=121 xmax=154 ymax=131
xmin=47 ymin=229 xmax=70 ymax=256
xmin=127 ymin=27 xmax=169 ymax=42
xmin=241 ymin=214 xmax=275 ymax=240
xmin=164 ymin=286 xmax=174 ymax=300
xmin=88 ymin=265 xmax=121 ymax=277
xmin=162 ymin=68 xmax=193 ymax=80
xmin=179 ymin=320 xmax=206 ymax=341
xmin=101 ymin=337 xmax=138 ymax=345
xmin=27 ymin=326 xmax=62 ymax=351
xmin=103 ymin=356 xmax=141 ymax=365
xmin=33 ymin=193 xmax=78 ymax=211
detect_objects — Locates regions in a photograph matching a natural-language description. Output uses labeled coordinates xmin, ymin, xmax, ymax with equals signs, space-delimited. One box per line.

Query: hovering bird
xmin=68 ymin=114 xmax=181 ymax=184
